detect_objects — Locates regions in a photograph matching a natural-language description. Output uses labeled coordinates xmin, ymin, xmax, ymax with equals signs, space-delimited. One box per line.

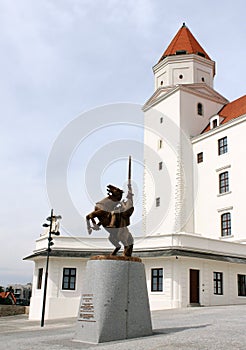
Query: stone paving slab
xmin=0 ymin=305 xmax=246 ymax=350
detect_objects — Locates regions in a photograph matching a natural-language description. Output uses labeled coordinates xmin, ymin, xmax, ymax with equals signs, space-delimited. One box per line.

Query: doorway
xmin=189 ymin=269 xmax=200 ymax=304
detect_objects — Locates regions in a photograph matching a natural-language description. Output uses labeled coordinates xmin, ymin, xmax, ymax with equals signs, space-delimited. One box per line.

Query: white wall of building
xmin=29 ymin=253 xmax=246 ymax=320
xmin=29 ymin=257 xmax=87 ymax=320
xmin=192 ymin=115 xmax=246 ymax=241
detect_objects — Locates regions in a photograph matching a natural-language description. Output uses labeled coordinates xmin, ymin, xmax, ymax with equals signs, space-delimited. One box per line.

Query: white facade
xmin=26 ymin=25 xmax=246 ymax=320
xmin=26 ymin=233 xmax=246 ymax=319
xmin=193 ymin=114 xmax=246 ymax=241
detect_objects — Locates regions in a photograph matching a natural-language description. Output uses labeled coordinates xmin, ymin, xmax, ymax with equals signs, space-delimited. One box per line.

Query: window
xmin=158 ymin=139 xmax=163 ymax=149
xmin=221 ymin=212 xmax=231 ymax=236
xmin=197 ymin=152 xmax=203 ymax=163
xmin=151 ymin=268 xmax=163 ymax=292
xmin=62 ymin=268 xmax=76 ymax=290
xmin=212 ymin=119 xmax=218 ymax=128
xmin=197 ymin=103 xmax=203 ymax=116
xmin=160 ymin=117 xmax=163 ymax=123
xmin=37 ymin=268 xmax=43 ymax=289
xmin=213 ymin=272 xmax=223 ymax=295
xmin=238 ymin=274 xmax=246 ymax=296
xmin=219 ymin=171 xmax=229 ymax=194
xmin=218 ymin=137 xmax=228 ymax=155
xmin=156 ymin=197 xmax=160 ymax=207
xmin=159 ymin=162 xmax=163 ymax=170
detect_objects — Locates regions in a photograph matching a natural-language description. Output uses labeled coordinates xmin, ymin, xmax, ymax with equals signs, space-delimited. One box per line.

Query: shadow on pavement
xmin=154 ymin=324 xmax=210 ymax=335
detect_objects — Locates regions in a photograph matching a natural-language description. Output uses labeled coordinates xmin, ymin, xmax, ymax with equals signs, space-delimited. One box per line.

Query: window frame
xmin=218 ymin=137 xmax=228 ymax=155
xmin=238 ymin=274 xmax=246 ymax=296
xmin=221 ymin=212 xmax=231 ymax=237
xmin=151 ymin=268 xmax=163 ymax=292
xmin=219 ymin=171 xmax=229 ymax=194
xmin=213 ymin=272 xmax=223 ymax=295
xmin=197 ymin=152 xmax=203 ymax=163
xmin=62 ymin=268 xmax=77 ymax=291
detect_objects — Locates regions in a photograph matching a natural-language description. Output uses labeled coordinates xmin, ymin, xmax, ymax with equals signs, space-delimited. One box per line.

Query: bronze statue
xmin=86 ymin=157 xmax=134 ymax=257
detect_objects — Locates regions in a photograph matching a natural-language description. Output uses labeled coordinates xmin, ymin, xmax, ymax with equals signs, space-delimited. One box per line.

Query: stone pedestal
xmin=74 ymin=256 xmax=152 ymax=344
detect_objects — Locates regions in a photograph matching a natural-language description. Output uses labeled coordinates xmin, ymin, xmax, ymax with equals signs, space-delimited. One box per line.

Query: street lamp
xmin=41 ymin=209 xmax=62 ymax=327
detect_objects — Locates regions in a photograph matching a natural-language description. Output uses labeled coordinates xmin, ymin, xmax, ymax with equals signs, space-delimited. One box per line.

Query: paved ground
xmin=0 ymin=305 xmax=246 ymax=350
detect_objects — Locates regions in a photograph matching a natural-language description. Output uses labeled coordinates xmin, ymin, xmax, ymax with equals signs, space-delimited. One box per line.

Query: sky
xmin=0 ymin=0 xmax=246 ymax=287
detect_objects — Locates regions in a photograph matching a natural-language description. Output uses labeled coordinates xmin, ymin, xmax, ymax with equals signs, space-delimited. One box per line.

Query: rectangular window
xmin=156 ymin=197 xmax=160 ymax=207
xmin=219 ymin=171 xmax=229 ymax=193
xmin=238 ymin=274 xmax=246 ymax=296
xmin=158 ymin=139 xmax=163 ymax=149
xmin=159 ymin=162 xmax=163 ymax=170
xmin=151 ymin=268 xmax=163 ymax=292
xmin=212 ymin=119 xmax=218 ymax=128
xmin=218 ymin=137 xmax=228 ymax=155
xmin=160 ymin=117 xmax=163 ymax=123
xmin=221 ymin=212 xmax=231 ymax=236
xmin=62 ymin=268 xmax=76 ymax=290
xmin=37 ymin=268 xmax=43 ymax=289
xmin=197 ymin=152 xmax=203 ymax=163
xmin=213 ymin=272 xmax=223 ymax=295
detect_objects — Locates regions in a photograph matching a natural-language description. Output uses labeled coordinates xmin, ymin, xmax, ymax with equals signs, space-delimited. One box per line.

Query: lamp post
xmin=41 ymin=209 xmax=62 ymax=327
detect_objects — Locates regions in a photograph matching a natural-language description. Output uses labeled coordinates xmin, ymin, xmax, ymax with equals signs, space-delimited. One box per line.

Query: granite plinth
xmin=74 ymin=259 xmax=152 ymax=344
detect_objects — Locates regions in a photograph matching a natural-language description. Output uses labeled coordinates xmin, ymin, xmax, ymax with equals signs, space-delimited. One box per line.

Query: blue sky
xmin=1 ymin=0 xmax=246 ymax=286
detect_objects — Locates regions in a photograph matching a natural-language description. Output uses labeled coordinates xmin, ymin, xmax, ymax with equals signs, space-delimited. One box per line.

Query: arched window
xmin=197 ymin=103 xmax=203 ymax=116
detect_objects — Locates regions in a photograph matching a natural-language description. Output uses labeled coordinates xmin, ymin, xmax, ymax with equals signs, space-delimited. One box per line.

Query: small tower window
xmin=197 ymin=103 xmax=203 ymax=116
xmin=156 ymin=197 xmax=160 ymax=207
xmin=160 ymin=81 xmax=163 ymax=86
xmin=176 ymin=50 xmax=187 ymax=55
xmin=159 ymin=162 xmax=163 ymax=170
xmin=201 ymin=77 xmax=205 ymax=82
xmin=160 ymin=117 xmax=163 ymax=123
xmin=179 ymin=74 xmax=183 ymax=79
xmin=158 ymin=139 xmax=163 ymax=149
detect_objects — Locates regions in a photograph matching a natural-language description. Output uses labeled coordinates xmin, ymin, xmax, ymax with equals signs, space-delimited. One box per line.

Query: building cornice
xmin=143 ymin=83 xmax=227 ymax=112
xmin=23 ymin=247 xmax=246 ymax=265
xmin=153 ymin=54 xmax=215 ymax=75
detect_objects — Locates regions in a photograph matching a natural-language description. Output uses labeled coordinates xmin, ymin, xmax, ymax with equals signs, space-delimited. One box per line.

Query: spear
xmin=128 ymin=155 xmax=131 ymax=187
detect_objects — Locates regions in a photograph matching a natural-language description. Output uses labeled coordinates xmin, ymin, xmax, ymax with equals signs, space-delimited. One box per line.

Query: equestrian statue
xmin=86 ymin=156 xmax=134 ymax=257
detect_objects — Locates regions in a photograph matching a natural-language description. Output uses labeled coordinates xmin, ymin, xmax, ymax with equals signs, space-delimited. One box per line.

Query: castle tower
xmin=143 ymin=24 xmax=228 ymax=236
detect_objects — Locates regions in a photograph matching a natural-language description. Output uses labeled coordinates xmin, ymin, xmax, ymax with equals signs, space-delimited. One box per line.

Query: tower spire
xmin=158 ymin=24 xmax=211 ymax=63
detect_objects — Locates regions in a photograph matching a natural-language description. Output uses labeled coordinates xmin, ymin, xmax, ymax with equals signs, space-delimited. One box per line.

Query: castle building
xmin=25 ymin=24 xmax=246 ymax=320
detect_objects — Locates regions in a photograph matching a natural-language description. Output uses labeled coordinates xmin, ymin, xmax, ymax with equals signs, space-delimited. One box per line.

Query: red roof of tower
xmin=158 ymin=23 xmax=211 ymax=63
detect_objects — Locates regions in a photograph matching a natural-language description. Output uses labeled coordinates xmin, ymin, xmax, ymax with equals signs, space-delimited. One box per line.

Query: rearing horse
xmin=86 ymin=184 xmax=134 ymax=257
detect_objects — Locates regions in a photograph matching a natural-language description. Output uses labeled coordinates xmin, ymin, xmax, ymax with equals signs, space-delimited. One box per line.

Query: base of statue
xmin=74 ymin=256 xmax=152 ymax=344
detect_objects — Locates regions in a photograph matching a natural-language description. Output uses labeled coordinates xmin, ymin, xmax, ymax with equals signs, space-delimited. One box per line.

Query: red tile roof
xmin=158 ymin=23 xmax=211 ymax=63
xmin=202 ymin=95 xmax=246 ymax=133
